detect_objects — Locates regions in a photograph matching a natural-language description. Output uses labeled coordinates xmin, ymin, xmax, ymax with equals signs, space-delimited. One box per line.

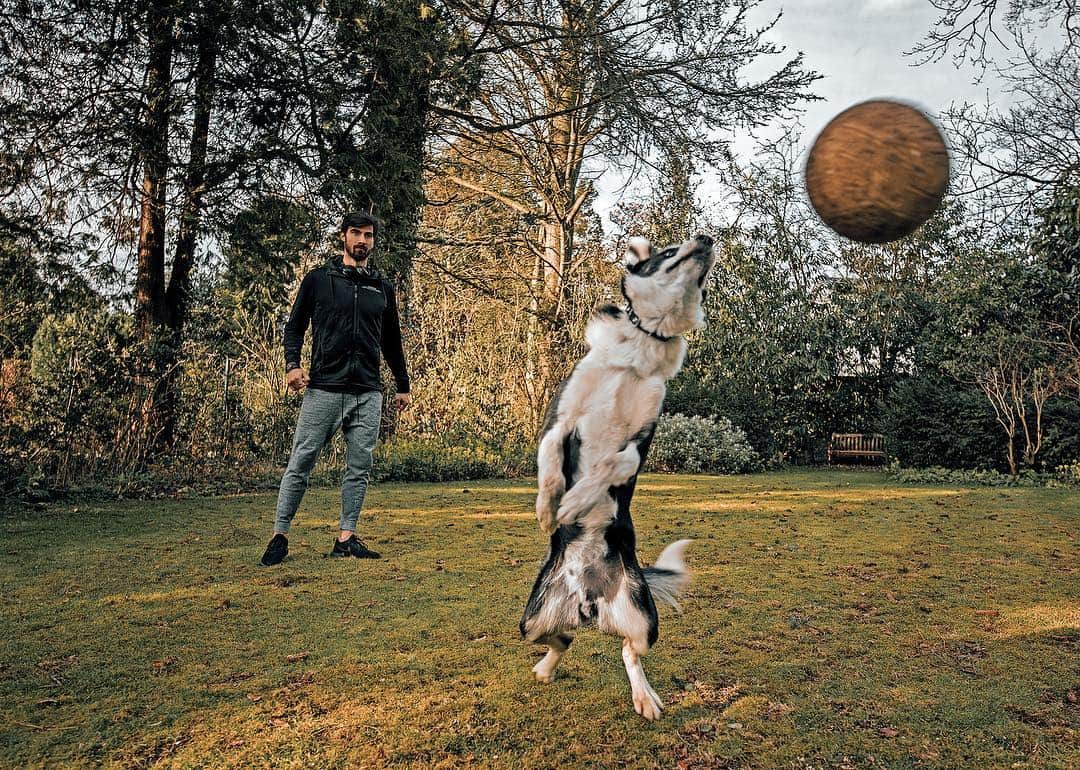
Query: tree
xmin=415 ymin=141 xmax=613 ymax=431
xmin=609 ymin=140 xmax=703 ymax=249
xmin=429 ymin=0 xmax=820 ymax=420
xmin=910 ymin=1 xmax=1080 ymax=214
xmin=1 ymin=0 xmax=471 ymax=450
xmin=931 ymin=243 xmax=1073 ymax=473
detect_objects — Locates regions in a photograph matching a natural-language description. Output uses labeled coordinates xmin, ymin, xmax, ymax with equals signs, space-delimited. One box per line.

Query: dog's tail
xmin=643 ymin=539 xmax=692 ymax=611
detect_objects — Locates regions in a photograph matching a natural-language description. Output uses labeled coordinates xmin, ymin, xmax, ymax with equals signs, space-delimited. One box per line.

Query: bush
xmin=885 ymin=461 xmax=1076 ymax=488
xmin=648 ymin=413 xmax=761 ymax=474
xmin=1040 ymin=400 xmax=1080 ymax=471
xmin=1054 ymin=460 xmax=1080 ymax=485
xmin=878 ymin=372 xmax=1004 ymax=470
xmin=369 ymin=436 xmax=536 ymax=483
xmin=19 ymin=310 xmax=145 ymax=492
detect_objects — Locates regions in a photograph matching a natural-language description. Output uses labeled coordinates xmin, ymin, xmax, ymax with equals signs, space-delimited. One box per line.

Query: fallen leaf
xmin=878 ymin=727 xmax=899 ymax=738
xmin=284 ymin=652 xmax=309 ymax=663
xmin=151 ymin=656 xmax=179 ymax=674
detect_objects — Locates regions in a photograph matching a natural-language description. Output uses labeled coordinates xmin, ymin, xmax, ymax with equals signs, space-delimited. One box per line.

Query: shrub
xmin=885 ymin=461 xmax=1076 ymax=488
xmin=369 ymin=436 xmax=536 ymax=483
xmin=1054 ymin=460 xmax=1080 ymax=485
xmin=878 ymin=372 xmax=1004 ymax=470
xmin=648 ymin=413 xmax=761 ymax=474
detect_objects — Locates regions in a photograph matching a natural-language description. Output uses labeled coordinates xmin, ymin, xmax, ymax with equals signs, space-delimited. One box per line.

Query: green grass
xmin=2 ymin=470 xmax=1077 ymax=769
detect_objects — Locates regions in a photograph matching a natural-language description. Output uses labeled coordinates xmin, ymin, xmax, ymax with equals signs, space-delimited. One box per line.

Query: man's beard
xmin=351 ymin=244 xmax=369 ymax=258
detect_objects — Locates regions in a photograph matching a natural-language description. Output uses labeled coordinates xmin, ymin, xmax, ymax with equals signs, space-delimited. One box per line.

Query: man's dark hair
xmin=340 ymin=210 xmax=379 ymax=235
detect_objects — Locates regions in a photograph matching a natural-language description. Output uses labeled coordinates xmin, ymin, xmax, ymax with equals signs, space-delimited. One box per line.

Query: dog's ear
xmin=623 ymin=236 xmax=652 ymax=269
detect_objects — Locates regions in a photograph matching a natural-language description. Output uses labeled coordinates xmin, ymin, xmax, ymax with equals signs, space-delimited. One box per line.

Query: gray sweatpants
xmin=274 ymin=388 xmax=383 ymax=534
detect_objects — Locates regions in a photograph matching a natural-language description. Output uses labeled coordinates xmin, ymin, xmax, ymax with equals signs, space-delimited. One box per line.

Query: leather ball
xmin=805 ymin=100 xmax=949 ymax=243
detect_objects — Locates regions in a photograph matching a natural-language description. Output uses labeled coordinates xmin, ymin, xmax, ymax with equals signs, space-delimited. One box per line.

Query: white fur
xmin=532 ymin=648 xmax=565 ymax=683
xmin=624 ymin=235 xmax=652 ymax=267
xmin=623 ymin=638 xmax=663 ymax=720
xmin=646 ymin=539 xmax=693 ymax=611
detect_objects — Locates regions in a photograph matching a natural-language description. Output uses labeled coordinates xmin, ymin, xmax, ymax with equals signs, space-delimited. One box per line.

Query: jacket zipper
xmin=351 ymin=284 xmax=358 ymax=381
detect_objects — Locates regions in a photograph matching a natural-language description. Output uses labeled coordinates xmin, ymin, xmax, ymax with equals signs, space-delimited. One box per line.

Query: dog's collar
xmin=623 ymin=302 xmax=676 ymax=342
xmin=619 ymin=279 xmax=676 ymax=341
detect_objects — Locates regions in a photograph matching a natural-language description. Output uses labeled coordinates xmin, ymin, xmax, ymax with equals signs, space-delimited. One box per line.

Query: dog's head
xmin=621 ymin=233 xmax=714 ymax=337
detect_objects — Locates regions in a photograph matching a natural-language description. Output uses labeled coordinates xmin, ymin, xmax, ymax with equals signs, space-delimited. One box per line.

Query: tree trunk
xmin=133 ymin=0 xmax=175 ymax=456
xmin=134 ymin=0 xmax=174 ymax=341
xmin=534 ymin=213 xmax=576 ymax=428
xmin=525 ymin=246 xmax=545 ymax=428
xmin=158 ymin=12 xmax=219 ymax=448
xmin=1006 ymin=433 xmax=1018 ymax=476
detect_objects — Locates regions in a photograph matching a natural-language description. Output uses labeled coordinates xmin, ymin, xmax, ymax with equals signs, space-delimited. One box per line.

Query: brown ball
xmin=805 ymin=100 xmax=949 ymax=244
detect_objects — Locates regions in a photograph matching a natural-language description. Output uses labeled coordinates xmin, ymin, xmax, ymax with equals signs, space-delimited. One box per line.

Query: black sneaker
xmin=330 ymin=535 xmax=381 ymax=559
xmin=259 ymin=533 xmax=288 ymax=566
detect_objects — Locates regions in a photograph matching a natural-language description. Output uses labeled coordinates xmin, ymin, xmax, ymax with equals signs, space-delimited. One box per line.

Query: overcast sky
xmin=594 ymin=0 xmax=1015 ymax=231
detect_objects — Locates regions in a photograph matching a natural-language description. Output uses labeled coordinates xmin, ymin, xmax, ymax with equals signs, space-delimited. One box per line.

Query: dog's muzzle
xmin=692 ymin=234 xmax=715 ymax=284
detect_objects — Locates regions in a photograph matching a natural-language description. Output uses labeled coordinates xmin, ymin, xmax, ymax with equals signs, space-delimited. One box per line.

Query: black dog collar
xmin=625 ymin=304 xmax=675 ymax=341
xmin=619 ymin=278 xmax=676 ymax=342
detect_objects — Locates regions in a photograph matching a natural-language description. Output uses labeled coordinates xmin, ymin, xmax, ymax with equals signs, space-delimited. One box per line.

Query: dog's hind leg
xmin=532 ymin=633 xmax=574 ymax=683
xmin=622 ymin=636 xmax=663 ymax=720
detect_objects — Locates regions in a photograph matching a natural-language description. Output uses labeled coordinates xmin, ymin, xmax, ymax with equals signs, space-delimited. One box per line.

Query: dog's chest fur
xmin=557 ymin=309 xmax=686 ymax=457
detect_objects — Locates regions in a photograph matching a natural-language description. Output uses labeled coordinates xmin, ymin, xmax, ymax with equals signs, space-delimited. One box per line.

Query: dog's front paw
xmin=555 ymin=484 xmax=595 ymax=526
xmin=537 ymin=512 xmax=557 ymax=536
xmin=536 ymin=495 xmax=559 ymax=535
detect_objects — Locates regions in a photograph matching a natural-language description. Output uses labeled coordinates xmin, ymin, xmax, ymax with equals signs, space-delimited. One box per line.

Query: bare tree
xmin=909 ymin=1 xmax=1080 ymax=216
xmin=429 ymin=0 xmax=820 ymax=420
xmin=971 ymin=338 xmax=1064 ymax=473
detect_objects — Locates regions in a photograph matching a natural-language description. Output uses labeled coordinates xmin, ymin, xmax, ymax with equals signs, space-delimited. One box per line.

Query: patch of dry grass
xmin=2 ymin=470 xmax=1077 ymax=768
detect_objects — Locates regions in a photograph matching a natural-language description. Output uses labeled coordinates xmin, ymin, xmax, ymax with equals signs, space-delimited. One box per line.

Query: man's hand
xmin=286 ymin=368 xmax=309 ymax=392
xmin=394 ymin=392 xmax=412 ymax=411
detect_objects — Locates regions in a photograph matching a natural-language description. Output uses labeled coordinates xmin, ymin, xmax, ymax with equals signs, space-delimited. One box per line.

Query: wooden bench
xmin=827 ymin=433 xmax=887 ymax=464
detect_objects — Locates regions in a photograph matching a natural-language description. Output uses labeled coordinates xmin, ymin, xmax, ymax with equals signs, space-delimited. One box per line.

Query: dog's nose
xmin=695 ymin=233 xmax=714 ymax=248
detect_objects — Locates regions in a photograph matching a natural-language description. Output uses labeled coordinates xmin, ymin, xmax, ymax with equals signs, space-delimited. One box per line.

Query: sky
xmin=593 ymin=0 xmax=1015 ymax=230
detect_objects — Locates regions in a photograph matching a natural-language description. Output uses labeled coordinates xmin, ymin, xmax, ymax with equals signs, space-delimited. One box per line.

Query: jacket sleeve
xmin=283 ymin=271 xmax=316 ymax=372
xmin=380 ymin=281 xmax=411 ymax=394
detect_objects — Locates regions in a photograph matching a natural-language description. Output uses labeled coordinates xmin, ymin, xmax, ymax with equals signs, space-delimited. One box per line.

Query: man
xmin=259 ymin=210 xmax=412 ymax=566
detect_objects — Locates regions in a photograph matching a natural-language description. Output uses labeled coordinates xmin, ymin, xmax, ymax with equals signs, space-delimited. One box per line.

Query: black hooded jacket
xmin=283 ymin=258 xmax=410 ymax=395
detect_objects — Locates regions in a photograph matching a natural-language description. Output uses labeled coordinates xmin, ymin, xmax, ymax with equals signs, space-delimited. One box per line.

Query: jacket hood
xmin=326 ymin=255 xmax=383 ymax=282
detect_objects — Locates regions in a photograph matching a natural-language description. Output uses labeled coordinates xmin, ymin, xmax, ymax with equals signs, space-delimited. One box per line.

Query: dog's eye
xmin=664 ymin=255 xmax=689 ymax=273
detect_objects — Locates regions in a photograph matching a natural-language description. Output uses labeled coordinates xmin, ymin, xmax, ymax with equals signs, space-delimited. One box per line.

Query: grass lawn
xmin=2 ymin=470 xmax=1077 ymax=769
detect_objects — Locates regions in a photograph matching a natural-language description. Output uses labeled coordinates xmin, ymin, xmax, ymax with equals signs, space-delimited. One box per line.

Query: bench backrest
xmin=830 ymin=433 xmax=885 ymax=452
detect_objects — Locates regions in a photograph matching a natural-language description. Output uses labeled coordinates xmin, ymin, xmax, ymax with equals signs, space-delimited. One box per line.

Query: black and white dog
xmin=520 ymin=233 xmax=715 ymax=720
